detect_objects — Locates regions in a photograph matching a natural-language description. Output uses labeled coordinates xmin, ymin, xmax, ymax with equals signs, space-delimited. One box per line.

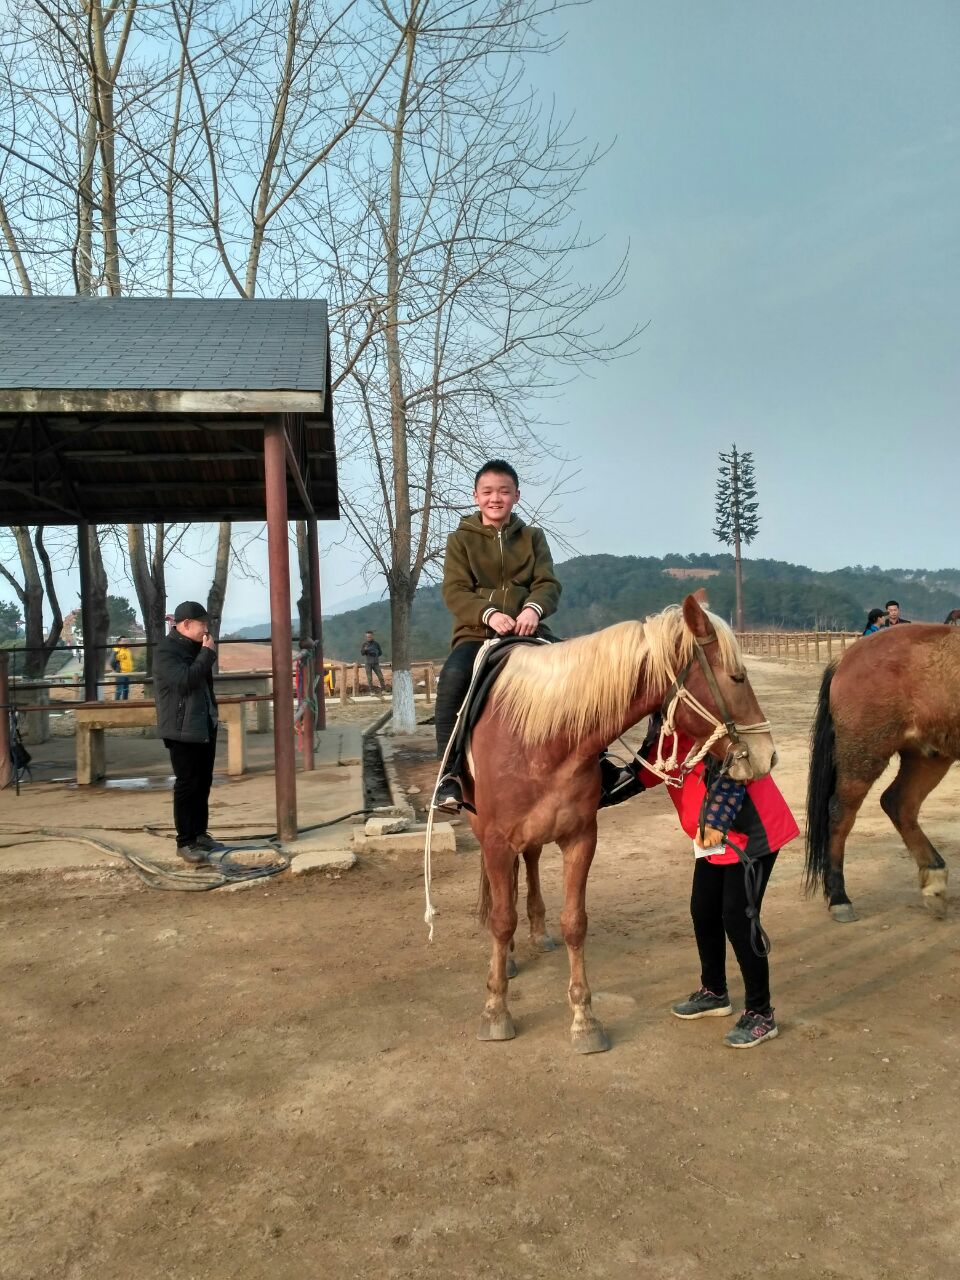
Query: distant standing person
xmin=361 ymin=630 xmax=386 ymax=697
xmin=108 ymin=636 xmax=134 ymax=700
xmin=883 ymin=600 xmax=911 ymax=626
xmin=154 ymin=602 xmax=225 ymax=864
xmin=861 ymin=609 xmax=886 ymax=636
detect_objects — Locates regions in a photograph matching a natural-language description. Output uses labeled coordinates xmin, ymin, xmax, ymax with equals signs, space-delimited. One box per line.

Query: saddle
xmin=440 ymin=634 xmax=552 ymax=810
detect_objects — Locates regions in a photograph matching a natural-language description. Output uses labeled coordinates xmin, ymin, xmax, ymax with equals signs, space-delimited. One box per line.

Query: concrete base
xmin=351 ymin=821 xmax=456 ymax=855
xmin=284 ymin=827 xmax=358 ymax=875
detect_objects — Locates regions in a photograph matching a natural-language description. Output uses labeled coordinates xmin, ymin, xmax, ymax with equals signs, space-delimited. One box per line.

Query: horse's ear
xmin=682 ymin=593 xmax=715 ymax=640
xmin=691 ymin=586 xmax=710 ymax=608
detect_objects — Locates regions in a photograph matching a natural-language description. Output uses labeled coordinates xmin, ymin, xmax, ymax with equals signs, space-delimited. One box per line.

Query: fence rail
xmin=735 ymin=631 xmax=862 ymax=663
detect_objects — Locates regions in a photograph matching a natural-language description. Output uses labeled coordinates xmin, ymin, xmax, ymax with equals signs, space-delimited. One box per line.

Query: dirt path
xmin=3 ymin=659 xmax=960 ymax=1279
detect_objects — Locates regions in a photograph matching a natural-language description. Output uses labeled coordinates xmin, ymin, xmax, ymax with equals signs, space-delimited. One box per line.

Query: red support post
xmin=264 ymin=421 xmax=298 ymax=842
xmin=308 ymin=516 xmax=325 ymax=732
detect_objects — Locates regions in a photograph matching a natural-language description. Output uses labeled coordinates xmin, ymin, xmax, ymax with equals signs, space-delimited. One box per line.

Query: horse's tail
xmin=476 ymin=861 xmax=491 ymax=926
xmin=804 ymin=663 xmax=838 ymax=896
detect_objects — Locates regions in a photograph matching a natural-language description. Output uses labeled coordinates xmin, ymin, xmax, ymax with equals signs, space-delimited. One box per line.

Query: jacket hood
xmin=457 ymin=512 xmax=526 ymax=537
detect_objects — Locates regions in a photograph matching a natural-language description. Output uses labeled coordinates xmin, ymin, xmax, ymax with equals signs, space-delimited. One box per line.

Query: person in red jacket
xmin=634 ymin=719 xmax=799 ymax=1047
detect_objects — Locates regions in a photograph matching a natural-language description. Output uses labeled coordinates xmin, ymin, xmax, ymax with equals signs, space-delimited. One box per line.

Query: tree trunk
xmin=206 ymin=521 xmax=231 ymax=645
xmin=734 ymin=533 xmax=744 ymax=633
xmin=295 ymin=520 xmax=311 ymax=643
xmin=390 ymin=584 xmax=416 ymax=734
xmin=127 ymin=523 xmax=167 ymax=673
xmin=85 ymin=527 xmax=111 ymax=693
xmin=382 ymin=14 xmax=418 ymax=734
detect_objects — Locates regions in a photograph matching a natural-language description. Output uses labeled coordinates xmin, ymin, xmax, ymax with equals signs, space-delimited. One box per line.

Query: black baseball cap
xmin=173 ymin=600 xmax=209 ymax=624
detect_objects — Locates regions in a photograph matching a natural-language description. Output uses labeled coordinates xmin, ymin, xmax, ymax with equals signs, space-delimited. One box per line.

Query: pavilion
xmin=0 ymin=296 xmax=338 ymax=839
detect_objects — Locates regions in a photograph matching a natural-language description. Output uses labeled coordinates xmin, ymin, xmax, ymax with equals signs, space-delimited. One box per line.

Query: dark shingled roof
xmin=0 ymin=296 xmax=329 ymax=391
xmin=0 ymin=296 xmax=338 ymax=524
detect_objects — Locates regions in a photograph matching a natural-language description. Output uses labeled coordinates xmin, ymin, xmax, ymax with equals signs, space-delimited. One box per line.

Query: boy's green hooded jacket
xmin=441 ymin=513 xmax=561 ymax=646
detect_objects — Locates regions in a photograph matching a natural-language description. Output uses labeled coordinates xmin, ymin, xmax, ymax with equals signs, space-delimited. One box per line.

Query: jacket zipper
xmin=498 ymin=529 xmax=505 ymax=610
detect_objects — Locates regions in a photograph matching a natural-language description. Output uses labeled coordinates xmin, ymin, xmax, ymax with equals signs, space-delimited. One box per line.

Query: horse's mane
xmin=491 ymin=605 xmax=743 ymax=746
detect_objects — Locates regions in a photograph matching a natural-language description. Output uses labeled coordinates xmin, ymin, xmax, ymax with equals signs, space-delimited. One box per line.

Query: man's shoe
xmin=194 ymin=832 xmax=229 ymax=853
xmin=433 ymin=778 xmax=463 ymax=814
xmin=598 ymin=754 xmax=645 ymax=809
xmin=724 ymin=1009 xmax=779 ymax=1048
xmin=671 ymin=987 xmax=733 ymax=1019
xmin=176 ymin=843 xmax=208 ymax=865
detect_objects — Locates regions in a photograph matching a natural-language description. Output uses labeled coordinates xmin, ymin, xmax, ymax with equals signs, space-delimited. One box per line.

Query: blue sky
xmin=314 ymin=0 xmax=958 ymax=617
xmin=5 ymin=1 xmax=958 ymax=627
xmin=527 ymin=0 xmax=958 ymax=571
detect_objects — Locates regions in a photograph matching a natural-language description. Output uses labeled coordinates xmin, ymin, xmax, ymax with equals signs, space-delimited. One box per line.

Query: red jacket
xmin=638 ymin=732 xmax=799 ymax=865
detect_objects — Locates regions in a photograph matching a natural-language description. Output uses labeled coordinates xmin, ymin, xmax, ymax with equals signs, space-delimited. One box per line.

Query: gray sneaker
xmin=671 ymin=987 xmax=733 ymax=1019
xmin=724 ymin=1009 xmax=779 ymax=1048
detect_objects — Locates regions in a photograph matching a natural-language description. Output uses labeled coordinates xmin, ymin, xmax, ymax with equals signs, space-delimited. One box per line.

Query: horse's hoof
xmin=570 ymin=1023 xmax=610 ymax=1055
xmin=477 ymin=1012 xmax=516 ymax=1042
xmin=921 ymin=868 xmax=948 ymax=918
xmin=505 ymin=955 xmax=519 ymax=980
xmin=533 ymin=933 xmax=557 ymax=953
xmin=923 ymin=893 xmax=948 ymax=920
xmin=830 ymin=902 xmax=859 ymax=924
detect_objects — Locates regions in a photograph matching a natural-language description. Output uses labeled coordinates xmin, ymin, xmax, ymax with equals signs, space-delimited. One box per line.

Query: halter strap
xmin=644 ymin=639 xmax=771 ymax=785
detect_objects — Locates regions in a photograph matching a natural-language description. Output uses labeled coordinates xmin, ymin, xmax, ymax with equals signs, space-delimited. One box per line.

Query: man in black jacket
xmin=154 ymin=601 xmax=224 ymax=863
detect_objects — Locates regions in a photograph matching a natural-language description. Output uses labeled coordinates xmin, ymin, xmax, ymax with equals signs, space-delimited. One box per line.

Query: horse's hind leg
xmin=478 ymin=837 xmax=519 ymax=1041
xmin=826 ymin=771 xmax=880 ymax=923
xmin=880 ymin=751 xmax=952 ymax=918
xmin=522 ymin=846 xmax=557 ymax=952
xmin=558 ymin=825 xmax=609 ymax=1054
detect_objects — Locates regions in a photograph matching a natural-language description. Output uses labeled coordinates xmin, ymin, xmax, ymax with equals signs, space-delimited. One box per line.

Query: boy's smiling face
xmin=474 ymin=471 xmax=519 ymax=528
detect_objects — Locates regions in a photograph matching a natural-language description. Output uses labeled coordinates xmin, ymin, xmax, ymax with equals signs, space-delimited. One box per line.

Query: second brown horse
xmin=463 ymin=595 xmax=777 ymax=1053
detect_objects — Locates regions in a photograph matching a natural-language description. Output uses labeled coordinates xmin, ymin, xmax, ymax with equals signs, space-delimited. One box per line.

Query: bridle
xmin=642 ymin=635 xmax=772 ymax=786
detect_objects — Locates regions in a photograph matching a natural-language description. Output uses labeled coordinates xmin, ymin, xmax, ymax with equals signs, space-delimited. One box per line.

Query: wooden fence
xmin=328 ymin=660 xmax=437 ymax=704
xmin=735 ymin=631 xmax=862 ymax=663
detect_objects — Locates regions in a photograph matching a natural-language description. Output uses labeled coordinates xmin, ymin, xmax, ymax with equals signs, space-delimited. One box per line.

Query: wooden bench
xmin=73 ymin=697 xmax=250 ymax=784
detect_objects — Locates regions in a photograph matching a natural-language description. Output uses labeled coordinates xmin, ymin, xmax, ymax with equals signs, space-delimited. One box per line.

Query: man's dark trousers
xmin=165 ymin=729 xmax=218 ymax=847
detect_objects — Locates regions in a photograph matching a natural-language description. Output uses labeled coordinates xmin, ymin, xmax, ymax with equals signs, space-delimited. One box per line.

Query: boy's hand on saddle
xmin=487 ymin=611 xmax=516 ymax=635
xmin=513 ymin=606 xmax=540 ymax=636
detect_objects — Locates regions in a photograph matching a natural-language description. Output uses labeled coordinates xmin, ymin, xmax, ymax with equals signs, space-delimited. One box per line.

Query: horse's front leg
xmin=880 ymin=752 xmax=952 ymax=918
xmin=477 ymin=837 xmax=519 ymax=1042
xmin=558 ymin=823 xmax=609 ymax=1054
xmin=522 ymin=845 xmax=556 ymax=952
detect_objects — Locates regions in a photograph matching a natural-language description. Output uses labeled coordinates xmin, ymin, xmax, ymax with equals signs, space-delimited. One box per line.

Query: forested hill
xmin=230 ymin=553 xmax=960 ymax=661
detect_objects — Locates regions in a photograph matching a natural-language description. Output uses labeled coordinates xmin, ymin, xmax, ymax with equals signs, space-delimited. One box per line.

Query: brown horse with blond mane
xmin=462 ymin=595 xmax=777 ymax=1053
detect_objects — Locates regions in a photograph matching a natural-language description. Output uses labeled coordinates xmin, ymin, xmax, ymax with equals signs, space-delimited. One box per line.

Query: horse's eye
xmin=730 ymin=672 xmax=746 ymax=684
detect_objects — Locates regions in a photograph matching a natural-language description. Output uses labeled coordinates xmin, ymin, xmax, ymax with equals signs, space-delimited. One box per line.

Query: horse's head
xmin=669 ymin=595 xmax=777 ymax=781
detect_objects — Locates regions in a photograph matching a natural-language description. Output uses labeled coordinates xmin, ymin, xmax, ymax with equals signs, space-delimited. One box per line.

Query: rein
xmin=643 ymin=636 xmax=771 ymax=786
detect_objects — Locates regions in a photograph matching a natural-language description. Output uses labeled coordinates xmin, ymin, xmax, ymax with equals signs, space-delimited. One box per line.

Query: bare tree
xmin=319 ymin=0 xmax=636 ymax=730
xmin=0 ymin=526 xmax=64 ymax=679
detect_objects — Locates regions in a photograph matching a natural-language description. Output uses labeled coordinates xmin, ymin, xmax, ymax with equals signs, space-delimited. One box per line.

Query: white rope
xmin=641 ymin=673 xmax=772 ymax=787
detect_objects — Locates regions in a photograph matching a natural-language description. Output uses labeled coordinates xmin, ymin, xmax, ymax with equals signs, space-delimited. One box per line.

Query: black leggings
xmin=435 ymin=641 xmax=483 ymax=758
xmin=690 ymin=849 xmax=778 ymax=1014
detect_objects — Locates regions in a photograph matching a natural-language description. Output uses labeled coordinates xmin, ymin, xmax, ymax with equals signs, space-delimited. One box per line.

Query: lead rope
xmin=423 ymin=639 xmax=503 ymax=941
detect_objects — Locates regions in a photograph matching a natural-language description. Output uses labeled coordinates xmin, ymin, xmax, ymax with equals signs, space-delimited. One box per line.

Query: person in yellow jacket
xmin=108 ymin=636 xmax=134 ymax=701
xmin=433 ymin=459 xmax=561 ymax=812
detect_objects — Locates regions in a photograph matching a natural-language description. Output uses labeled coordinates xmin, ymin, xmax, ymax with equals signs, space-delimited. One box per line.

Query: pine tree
xmin=713 ymin=445 xmax=760 ymax=631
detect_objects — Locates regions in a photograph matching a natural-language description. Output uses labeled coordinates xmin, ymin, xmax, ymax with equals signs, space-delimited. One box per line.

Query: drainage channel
xmin=362 ymin=730 xmax=393 ymax=810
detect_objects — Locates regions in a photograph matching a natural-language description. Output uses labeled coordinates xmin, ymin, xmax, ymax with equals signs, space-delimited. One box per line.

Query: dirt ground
xmin=3 ymin=659 xmax=960 ymax=1279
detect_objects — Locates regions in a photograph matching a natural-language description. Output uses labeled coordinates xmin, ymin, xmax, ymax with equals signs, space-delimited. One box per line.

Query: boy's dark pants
xmin=690 ymin=848 xmax=778 ymax=1014
xmin=435 ymin=641 xmax=483 ymax=757
xmin=164 ymin=730 xmax=218 ymax=846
